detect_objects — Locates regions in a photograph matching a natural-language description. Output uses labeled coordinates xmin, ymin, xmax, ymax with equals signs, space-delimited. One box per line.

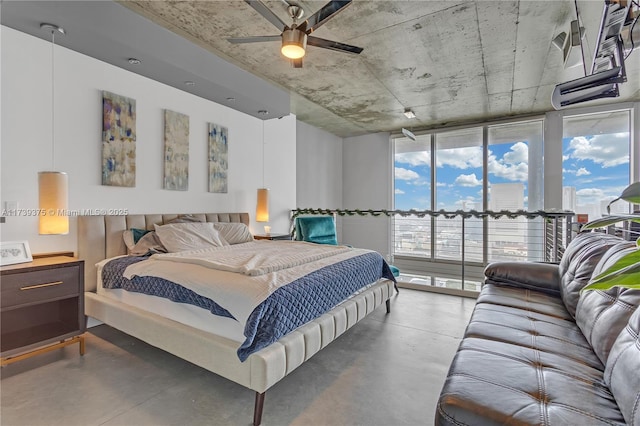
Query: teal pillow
xmin=298 ymin=216 xmax=338 ymax=245
xmin=131 ymin=228 xmax=151 ymax=244
xmin=389 ymin=264 xmax=400 ymax=277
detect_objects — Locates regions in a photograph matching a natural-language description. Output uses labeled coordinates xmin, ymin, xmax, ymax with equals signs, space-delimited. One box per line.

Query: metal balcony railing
xmin=292 ymin=208 xmax=576 ymax=294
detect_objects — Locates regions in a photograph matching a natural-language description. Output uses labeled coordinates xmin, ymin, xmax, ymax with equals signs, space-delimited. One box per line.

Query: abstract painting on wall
xmin=208 ymin=122 xmax=228 ymax=193
xmin=164 ymin=110 xmax=190 ymax=191
xmin=102 ymin=91 xmax=136 ymax=187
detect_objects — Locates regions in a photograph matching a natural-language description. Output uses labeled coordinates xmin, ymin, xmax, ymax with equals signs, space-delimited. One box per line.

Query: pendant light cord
xmin=51 ymin=29 xmax=56 ymax=171
xmin=262 ymin=119 xmax=265 ymax=187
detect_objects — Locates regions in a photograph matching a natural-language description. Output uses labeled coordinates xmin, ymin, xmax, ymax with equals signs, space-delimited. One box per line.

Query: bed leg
xmin=253 ymin=391 xmax=266 ymax=426
xmin=386 ymin=299 xmax=391 ymax=314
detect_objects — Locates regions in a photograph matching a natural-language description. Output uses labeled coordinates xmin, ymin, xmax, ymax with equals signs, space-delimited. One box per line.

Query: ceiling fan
xmin=228 ymin=0 xmax=363 ymax=68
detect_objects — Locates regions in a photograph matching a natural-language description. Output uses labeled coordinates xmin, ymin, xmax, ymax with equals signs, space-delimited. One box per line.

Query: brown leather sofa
xmin=436 ymin=232 xmax=640 ymax=425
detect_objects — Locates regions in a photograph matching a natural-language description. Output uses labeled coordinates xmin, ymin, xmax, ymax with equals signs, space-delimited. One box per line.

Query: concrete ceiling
xmin=3 ymin=1 xmax=639 ymax=138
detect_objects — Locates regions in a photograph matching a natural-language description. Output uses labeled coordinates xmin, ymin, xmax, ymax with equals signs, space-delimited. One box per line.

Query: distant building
xmin=488 ymin=183 xmax=525 ymax=246
xmin=490 ymin=183 xmax=524 ymax=211
xmin=563 ymin=186 xmax=576 ymax=212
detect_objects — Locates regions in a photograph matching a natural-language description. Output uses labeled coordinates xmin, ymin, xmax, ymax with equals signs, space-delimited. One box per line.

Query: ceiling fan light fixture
xmin=281 ymin=28 xmax=307 ymax=59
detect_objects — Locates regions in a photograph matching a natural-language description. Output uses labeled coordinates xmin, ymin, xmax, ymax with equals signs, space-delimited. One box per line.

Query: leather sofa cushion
xmin=484 ymin=261 xmax=561 ymax=295
xmin=605 ymin=307 xmax=640 ymax=425
xmin=466 ymin=303 xmax=603 ymax=370
xmin=558 ymin=232 xmax=623 ymax=318
xmin=477 ymin=283 xmax=572 ymax=320
xmin=437 ymin=337 xmax=625 ymax=425
xmin=575 ymin=241 xmax=640 ymax=365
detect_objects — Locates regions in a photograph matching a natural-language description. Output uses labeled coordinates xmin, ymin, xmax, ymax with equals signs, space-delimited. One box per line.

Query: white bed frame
xmin=78 ymin=213 xmax=394 ymax=425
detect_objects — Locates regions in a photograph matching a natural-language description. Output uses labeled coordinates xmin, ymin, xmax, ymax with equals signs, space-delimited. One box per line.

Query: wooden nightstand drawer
xmin=1 ymin=265 xmax=80 ymax=308
xmin=1 ymin=255 xmax=85 ymax=363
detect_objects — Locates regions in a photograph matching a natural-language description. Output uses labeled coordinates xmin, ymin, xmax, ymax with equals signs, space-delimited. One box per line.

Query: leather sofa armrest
xmin=484 ymin=262 xmax=561 ymax=295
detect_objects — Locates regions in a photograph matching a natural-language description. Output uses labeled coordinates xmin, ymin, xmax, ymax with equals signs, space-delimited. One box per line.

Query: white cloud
xmin=486 ymin=143 xmax=529 ymax=182
xmin=576 ymin=188 xmax=604 ymax=197
xmin=436 ymin=182 xmax=448 ymax=187
xmin=436 ymin=146 xmax=483 ymax=169
xmin=454 ymin=173 xmax=482 ymax=187
xmin=395 ymin=151 xmax=430 ymax=166
xmin=576 ymin=167 xmax=591 ymax=176
xmin=567 ymin=134 xmax=629 ymax=167
xmin=503 ymin=142 xmax=528 ymax=164
xmin=575 ymin=187 xmax=613 ymax=206
xmin=488 ymin=154 xmax=528 ymax=181
xmin=395 ymin=188 xmax=405 ymax=194
xmin=395 ymin=167 xmax=420 ymax=181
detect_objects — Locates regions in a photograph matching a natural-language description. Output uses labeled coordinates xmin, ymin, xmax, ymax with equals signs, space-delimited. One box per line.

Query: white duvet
xmin=123 ymin=240 xmax=373 ymax=327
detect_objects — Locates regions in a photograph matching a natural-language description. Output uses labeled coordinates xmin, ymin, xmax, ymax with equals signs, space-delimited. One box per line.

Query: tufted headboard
xmin=77 ymin=213 xmax=250 ymax=292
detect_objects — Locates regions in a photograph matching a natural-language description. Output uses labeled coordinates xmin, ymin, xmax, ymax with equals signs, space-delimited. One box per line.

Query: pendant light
xmin=256 ymin=115 xmax=269 ymax=224
xmin=39 ymin=23 xmax=69 ymax=235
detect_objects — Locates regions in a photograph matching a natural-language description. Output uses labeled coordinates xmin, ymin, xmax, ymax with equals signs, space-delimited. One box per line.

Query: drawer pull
xmin=20 ymin=281 xmax=63 ymax=291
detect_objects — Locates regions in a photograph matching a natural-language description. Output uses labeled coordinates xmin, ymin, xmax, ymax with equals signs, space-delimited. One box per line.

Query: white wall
xmin=342 ymin=132 xmax=392 ymax=258
xmin=0 ymin=26 xmax=296 ymax=254
xmin=295 ymin=120 xmax=343 ymax=238
xmin=295 ymin=120 xmax=342 ymax=209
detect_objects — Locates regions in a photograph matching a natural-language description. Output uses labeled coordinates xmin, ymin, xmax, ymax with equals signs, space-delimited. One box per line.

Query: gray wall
xmin=295 ymin=120 xmax=344 ymax=239
xmin=295 ymin=120 xmax=343 ymax=209
xmin=342 ymin=133 xmax=392 ymax=259
xmin=295 ymin=123 xmax=392 ymax=256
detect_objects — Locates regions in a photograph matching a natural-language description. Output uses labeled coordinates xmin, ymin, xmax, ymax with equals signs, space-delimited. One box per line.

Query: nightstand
xmin=1 ymin=253 xmax=85 ymax=366
xmin=254 ymin=233 xmax=292 ymax=241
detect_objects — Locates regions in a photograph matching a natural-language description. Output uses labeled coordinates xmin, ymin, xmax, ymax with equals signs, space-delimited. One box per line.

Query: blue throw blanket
xmin=102 ymin=253 xmax=395 ymax=361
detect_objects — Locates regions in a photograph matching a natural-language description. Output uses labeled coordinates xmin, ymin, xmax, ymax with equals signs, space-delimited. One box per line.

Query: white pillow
xmin=154 ymin=222 xmax=229 ymax=252
xmin=213 ymin=222 xmax=254 ymax=245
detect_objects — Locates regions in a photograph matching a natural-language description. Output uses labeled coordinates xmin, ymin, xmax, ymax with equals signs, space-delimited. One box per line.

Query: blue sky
xmin=394 ymin=133 xmax=629 ymax=212
xmin=561 ymin=133 xmax=630 ymax=207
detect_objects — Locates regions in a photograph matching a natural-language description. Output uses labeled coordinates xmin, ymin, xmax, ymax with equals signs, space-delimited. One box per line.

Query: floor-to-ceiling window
xmin=562 ymin=110 xmax=631 ymax=220
xmin=391 ymin=105 xmax=636 ymax=295
xmin=487 ymin=120 xmax=544 ymax=262
xmin=434 ymin=128 xmax=483 ymax=263
xmin=394 ymin=134 xmax=432 ymax=258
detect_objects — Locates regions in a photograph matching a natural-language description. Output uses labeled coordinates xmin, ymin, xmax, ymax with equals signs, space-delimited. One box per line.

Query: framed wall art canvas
xmin=208 ymin=122 xmax=228 ymax=193
xmin=0 ymin=241 xmax=33 ymax=266
xmin=164 ymin=110 xmax=189 ymax=191
xmin=102 ymin=91 xmax=136 ymax=187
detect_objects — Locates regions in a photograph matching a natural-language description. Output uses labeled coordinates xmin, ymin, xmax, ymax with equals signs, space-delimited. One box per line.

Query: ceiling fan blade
xmin=292 ymin=58 xmax=304 ymax=68
xmin=307 ymin=36 xmax=363 ymax=54
xmin=228 ymin=35 xmax=282 ymax=44
xmin=305 ymin=0 xmax=352 ymax=33
xmin=244 ymin=0 xmax=288 ymax=31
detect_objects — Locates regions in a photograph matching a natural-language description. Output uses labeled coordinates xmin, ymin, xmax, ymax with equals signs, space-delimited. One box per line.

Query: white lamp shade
xmin=39 ymin=171 xmax=69 ymax=235
xmin=256 ymin=188 xmax=269 ymax=222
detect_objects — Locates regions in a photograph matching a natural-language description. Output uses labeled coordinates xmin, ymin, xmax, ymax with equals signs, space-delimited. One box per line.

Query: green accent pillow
xmin=131 ymin=228 xmax=151 ymax=244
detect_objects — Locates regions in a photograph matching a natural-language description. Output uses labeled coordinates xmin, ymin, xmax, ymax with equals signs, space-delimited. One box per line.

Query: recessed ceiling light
xmin=128 ymin=58 xmax=141 ymax=65
xmin=184 ymin=81 xmax=195 ymax=86
xmin=258 ymin=110 xmax=269 ymax=115
xmin=403 ymin=108 xmax=416 ymax=119
xmin=226 ymin=97 xmax=236 ymax=101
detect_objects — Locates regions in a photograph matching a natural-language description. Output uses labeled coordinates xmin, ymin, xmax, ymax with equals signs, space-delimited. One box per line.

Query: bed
xmin=78 ymin=212 xmax=396 ymax=425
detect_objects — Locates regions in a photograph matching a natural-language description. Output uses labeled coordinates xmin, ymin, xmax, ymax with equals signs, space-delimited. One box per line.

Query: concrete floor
xmin=0 ymin=289 xmax=475 ymax=426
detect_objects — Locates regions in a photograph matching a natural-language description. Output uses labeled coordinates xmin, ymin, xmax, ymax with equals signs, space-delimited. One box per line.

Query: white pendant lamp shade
xmin=39 ymin=171 xmax=69 ymax=235
xmin=256 ymin=188 xmax=269 ymax=222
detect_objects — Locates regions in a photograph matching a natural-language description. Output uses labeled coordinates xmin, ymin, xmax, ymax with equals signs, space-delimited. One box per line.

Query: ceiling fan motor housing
xmin=281 ymin=28 xmax=307 ymax=59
